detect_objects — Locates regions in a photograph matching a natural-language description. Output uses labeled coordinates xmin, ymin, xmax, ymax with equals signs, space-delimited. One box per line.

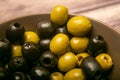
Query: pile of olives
xmin=0 ymin=5 xmax=113 ymax=80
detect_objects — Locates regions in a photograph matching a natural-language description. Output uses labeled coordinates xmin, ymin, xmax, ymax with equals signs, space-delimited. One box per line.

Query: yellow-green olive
xmin=50 ymin=33 xmax=69 ymax=56
xmin=50 ymin=5 xmax=68 ymax=25
xmin=70 ymin=37 xmax=89 ymax=53
xmin=76 ymin=53 xmax=89 ymax=67
xmin=67 ymin=16 xmax=92 ymax=36
xmin=23 ymin=31 xmax=40 ymax=44
xmin=51 ymin=72 xmax=64 ymax=80
xmin=95 ymin=53 xmax=113 ymax=70
xmin=11 ymin=44 xmax=22 ymax=57
xmin=58 ymin=52 xmax=77 ymax=72
xmin=64 ymin=68 xmax=85 ymax=80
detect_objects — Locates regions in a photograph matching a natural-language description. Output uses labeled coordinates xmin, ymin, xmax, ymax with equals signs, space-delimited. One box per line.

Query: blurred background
xmin=0 ymin=0 xmax=120 ymax=33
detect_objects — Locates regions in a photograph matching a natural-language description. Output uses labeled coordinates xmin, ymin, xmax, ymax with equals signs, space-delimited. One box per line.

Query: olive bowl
xmin=0 ymin=14 xmax=120 ymax=80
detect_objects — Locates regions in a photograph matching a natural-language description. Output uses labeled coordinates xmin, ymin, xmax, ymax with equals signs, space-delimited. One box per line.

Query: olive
xmin=50 ymin=72 xmax=64 ymax=80
xmin=5 ymin=23 xmax=25 ymax=43
xmin=8 ymin=56 xmax=27 ymax=72
xmin=70 ymin=37 xmax=89 ymax=53
xmin=36 ymin=20 xmax=56 ymax=38
xmin=0 ymin=66 xmax=9 ymax=80
xmin=67 ymin=16 xmax=92 ymax=36
xmin=76 ymin=53 xmax=89 ymax=67
xmin=39 ymin=51 xmax=58 ymax=69
xmin=22 ymin=42 xmax=41 ymax=65
xmin=55 ymin=25 xmax=72 ymax=38
xmin=23 ymin=31 xmax=40 ymax=44
xmin=0 ymin=38 xmax=11 ymax=64
xmin=11 ymin=44 xmax=22 ymax=57
xmin=10 ymin=72 xmax=29 ymax=80
xmin=50 ymin=5 xmax=68 ymax=25
xmin=50 ymin=33 xmax=69 ymax=56
xmin=64 ymin=68 xmax=85 ymax=80
xmin=87 ymin=35 xmax=107 ymax=56
xmin=81 ymin=56 xmax=102 ymax=80
xmin=39 ymin=38 xmax=51 ymax=53
xmin=58 ymin=52 xmax=77 ymax=72
xmin=95 ymin=53 xmax=113 ymax=71
xmin=30 ymin=66 xmax=50 ymax=80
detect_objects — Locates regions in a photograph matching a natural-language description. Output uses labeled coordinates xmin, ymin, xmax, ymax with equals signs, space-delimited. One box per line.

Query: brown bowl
xmin=0 ymin=14 xmax=120 ymax=80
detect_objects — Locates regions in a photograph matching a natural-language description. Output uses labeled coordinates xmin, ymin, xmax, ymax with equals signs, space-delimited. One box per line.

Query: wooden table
xmin=0 ymin=0 xmax=120 ymax=33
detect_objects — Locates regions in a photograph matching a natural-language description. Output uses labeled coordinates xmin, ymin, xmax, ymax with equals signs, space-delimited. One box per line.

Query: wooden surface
xmin=0 ymin=0 xmax=120 ymax=33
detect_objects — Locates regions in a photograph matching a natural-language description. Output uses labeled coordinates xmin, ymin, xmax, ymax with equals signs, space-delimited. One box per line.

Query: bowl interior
xmin=0 ymin=14 xmax=120 ymax=80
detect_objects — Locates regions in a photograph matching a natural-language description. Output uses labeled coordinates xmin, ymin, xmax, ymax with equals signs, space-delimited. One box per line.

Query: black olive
xmin=10 ymin=72 xmax=29 ymax=80
xmin=0 ymin=38 xmax=11 ymax=64
xmin=39 ymin=51 xmax=58 ymax=69
xmin=87 ymin=35 xmax=107 ymax=56
xmin=0 ymin=66 xmax=9 ymax=80
xmin=22 ymin=42 xmax=41 ymax=65
xmin=39 ymin=38 xmax=51 ymax=53
xmin=30 ymin=66 xmax=50 ymax=80
xmin=36 ymin=20 xmax=56 ymax=38
xmin=5 ymin=23 xmax=25 ymax=43
xmin=55 ymin=25 xmax=72 ymax=38
xmin=8 ymin=56 xmax=27 ymax=73
xmin=81 ymin=56 xmax=102 ymax=80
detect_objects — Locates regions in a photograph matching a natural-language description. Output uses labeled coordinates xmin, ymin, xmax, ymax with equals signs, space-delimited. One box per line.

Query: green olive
xmin=50 ymin=33 xmax=69 ymax=56
xmin=58 ymin=52 xmax=77 ymax=72
xmin=23 ymin=31 xmax=40 ymax=44
xmin=51 ymin=72 xmax=64 ymax=80
xmin=70 ymin=37 xmax=89 ymax=53
xmin=50 ymin=5 xmax=68 ymax=25
xmin=67 ymin=16 xmax=92 ymax=36
xmin=11 ymin=44 xmax=22 ymax=57
xmin=64 ymin=68 xmax=85 ymax=80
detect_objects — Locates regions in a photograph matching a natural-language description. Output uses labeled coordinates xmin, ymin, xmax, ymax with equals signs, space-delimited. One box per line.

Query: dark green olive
xmin=5 ymin=23 xmax=25 ymax=43
xmin=0 ymin=66 xmax=9 ymax=80
xmin=30 ymin=66 xmax=50 ymax=80
xmin=22 ymin=42 xmax=41 ymax=65
xmin=39 ymin=38 xmax=51 ymax=53
xmin=87 ymin=35 xmax=107 ymax=56
xmin=8 ymin=56 xmax=27 ymax=72
xmin=81 ymin=56 xmax=102 ymax=80
xmin=0 ymin=38 xmax=11 ymax=64
xmin=10 ymin=72 xmax=29 ymax=80
xmin=36 ymin=20 xmax=56 ymax=38
xmin=39 ymin=51 xmax=58 ymax=69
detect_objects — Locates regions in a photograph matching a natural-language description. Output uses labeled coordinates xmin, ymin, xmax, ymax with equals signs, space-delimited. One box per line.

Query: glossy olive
xmin=50 ymin=72 xmax=64 ymax=80
xmin=30 ymin=66 xmax=50 ymax=80
xmin=39 ymin=38 xmax=51 ymax=53
xmin=10 ymin=72 xmax=29 ymax=80
xmin=39 ymin=51 xmax=58 ymax=69
xmin=50 ymin=5 xmax=68 ymax=25
xmin=50 ymin=33 xmax=69 ymax=56
xmin=23 ymin=31 xmax=40 ymax=44
xmin=70 ymin=37 xmax=89 ymax=53
xmin=87 ymin=35 xmax=107 ymax=56
xmin=67 ymin=16 xmax=92 ymax=36
xmin=55 ymin=25 xmax=72 ymax=38
xmin=81 ymin=56 xmax=102 ymax=80
xmin=8 ymin=56 xmax=27 ymax=72
xmin=5 ymin=23 xmax=25 ymax=43
xmin=11 ymin=44 xmax=22 ymax=57
xmin=22 ymin=42 xmax=41 ymax=65
xmin=36 ymin=20 xmax=56 ymax=38
xmin=64 ymin=68 xmax=85 ymax=80
xmin=0 ymin=38 xmax=11 ymax=64
xmin=58 ymin=52 xmax=77 ymax=72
